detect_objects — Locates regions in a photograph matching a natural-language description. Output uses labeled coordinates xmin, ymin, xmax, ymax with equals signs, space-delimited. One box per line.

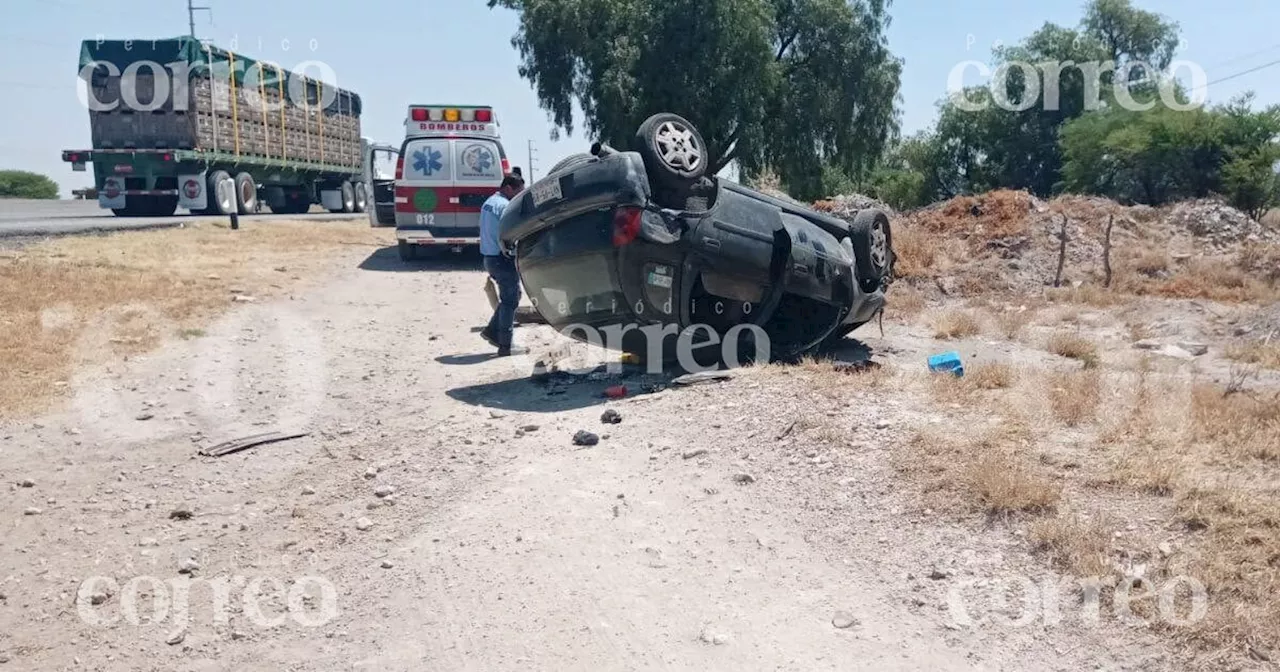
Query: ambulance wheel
xmin=398 ymin=241 xmax=417 ymax=262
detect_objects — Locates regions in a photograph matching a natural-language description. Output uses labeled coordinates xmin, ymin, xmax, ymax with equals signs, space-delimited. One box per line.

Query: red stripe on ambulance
xmin=393 ymin=186 xmax=495 ymax=214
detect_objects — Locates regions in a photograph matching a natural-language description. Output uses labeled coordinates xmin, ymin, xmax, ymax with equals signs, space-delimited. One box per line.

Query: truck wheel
xmin=147 ymin=195 xmax=179 ymax=217
xmin=234 ymin=173 xmax=258 ymax=215
xmin=634 ymin=113 xmax=707 ymax=194
xmin=207 ymin=170 xmax=236 ymax=216
xmin=332 ymin=181 xmax=355 ymax=214
xmin=353 ymin=182 xmax=368 ymax=213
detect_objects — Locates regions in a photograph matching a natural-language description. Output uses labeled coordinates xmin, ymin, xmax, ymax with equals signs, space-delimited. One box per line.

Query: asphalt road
xmin=0 ymin=199 xmax=365 ymax=238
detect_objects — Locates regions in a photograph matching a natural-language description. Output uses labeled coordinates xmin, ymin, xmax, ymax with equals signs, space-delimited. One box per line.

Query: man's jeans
xmin=484 ymin=254 xmax=521 ymax=349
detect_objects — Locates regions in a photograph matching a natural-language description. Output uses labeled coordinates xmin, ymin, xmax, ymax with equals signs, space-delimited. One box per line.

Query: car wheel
xmin=634 ymin=113 xmax=707 ymax=192
xmin=545 ymin=153 xmax=594 ymax=176
xmin=845 ymin=208 xmax=894 ymax=291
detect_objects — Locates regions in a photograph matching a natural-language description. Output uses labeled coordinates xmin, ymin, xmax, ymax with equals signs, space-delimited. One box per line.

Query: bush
xmin=0 ymin=170 xmax=59 ymax=199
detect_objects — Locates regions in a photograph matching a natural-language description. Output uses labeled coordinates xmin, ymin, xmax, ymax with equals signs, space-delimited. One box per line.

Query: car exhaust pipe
xmin=591 ymin=141 xmax=618 ymax=157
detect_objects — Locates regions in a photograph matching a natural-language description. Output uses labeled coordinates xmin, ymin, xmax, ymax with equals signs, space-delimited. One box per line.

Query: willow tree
xmin=488 ymin=0 xmax=903 ymax=200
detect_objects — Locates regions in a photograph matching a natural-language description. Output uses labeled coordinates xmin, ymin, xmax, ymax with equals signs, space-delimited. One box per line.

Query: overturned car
xmin=498 ymin=113 xmax=894 ymax=366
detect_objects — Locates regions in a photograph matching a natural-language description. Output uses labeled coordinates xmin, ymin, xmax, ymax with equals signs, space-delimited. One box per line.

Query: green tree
xmin=927 ymin=0 xmax=1181 ymax=198
xmin=1060 ymin=94 xmax=1280 ymax=210
xmin=487 ymin=0 xmax=903 ymax=200
xmin=0 ymin=170 xmax=59 ymax=200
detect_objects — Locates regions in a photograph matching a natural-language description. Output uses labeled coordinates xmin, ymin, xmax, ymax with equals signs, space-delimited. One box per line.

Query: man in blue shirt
xmin=479 ymin=173 xmax=525 ymax=356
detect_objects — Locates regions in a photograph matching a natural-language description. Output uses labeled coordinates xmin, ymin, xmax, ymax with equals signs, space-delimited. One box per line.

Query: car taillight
xmin=501 ymin=157 xmax=510 ymax=174
xmin=395 ymin=156 xmax=404 ymax=180
xmin=475 ymin=109 xmax=492 ymax=122
xmin=410 ymin=108 xmax=428 ymax=122
xmin=612 ymin=207 xmax=643 ymax=247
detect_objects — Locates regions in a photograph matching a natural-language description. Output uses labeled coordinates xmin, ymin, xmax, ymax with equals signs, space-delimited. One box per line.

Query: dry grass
xmin=1046 ymin=331 xmax=1100 ymax=368
xmin=0 ymin=219 xmax=380 ymax=417
xmin=1028 ymin=514 xmax=1113 ymax=577
xmin=887 ymin=285 xmax=927 ymax=320
xmin=931 ymin=309 xmax=982 ymax=339
xmin=901 ymin=424 xmax=1060 ymax=517
xmin=1047 ymin=369 xmax=1102 ymax=427
xmin=1045 ymin=284 xmax=1127 ymax=307
xmin=1173 ymin=486 xmax=1280 ymax=654
xmin=891 ymin=224 xmax=942 ymax=280
xmin=1145 ymin=258 xmax=1277 ymax=303
xmin=1190 ymin=384 xmax=1280 ymax=462
xmin=1131 ymin=250 xmax=1169 ymax=277
xmin=1225 ymin=340 xmax=1280 ymax=370
xmin=968 ymin=362 xmax=1017 ymax=390
xmin=993 ymin=308 xmax=1031 ymax=340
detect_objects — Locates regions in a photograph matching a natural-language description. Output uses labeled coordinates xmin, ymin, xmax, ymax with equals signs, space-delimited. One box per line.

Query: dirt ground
xmin=1 ymin=221 xmax=1276 ymax=670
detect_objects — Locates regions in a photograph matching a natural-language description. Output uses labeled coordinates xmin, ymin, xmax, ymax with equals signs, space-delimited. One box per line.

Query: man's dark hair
xmin=501 ymin=174 xmax=525 ymax=191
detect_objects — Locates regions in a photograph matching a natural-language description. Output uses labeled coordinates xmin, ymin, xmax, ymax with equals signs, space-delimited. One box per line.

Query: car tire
xmin=545 ymin=153 xmax=594 ymax=176
xmin=634 ymin=113 xmax=707 ymax=194
xmin=234 ymin=172 xmax=257 ymax=215
xmin=844 ymin=208 xmax=894 ymax=292
xmin=207 ymin=170 xmax=236 ymax=216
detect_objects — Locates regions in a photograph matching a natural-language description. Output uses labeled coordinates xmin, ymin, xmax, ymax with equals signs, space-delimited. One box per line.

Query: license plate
xmin=647 ymin=271 xmax=672 ymax=288
xmin=530 ymin=178 xmax=562 ymax=206
xmin=72 ymin=161 xmax=86 ymax=172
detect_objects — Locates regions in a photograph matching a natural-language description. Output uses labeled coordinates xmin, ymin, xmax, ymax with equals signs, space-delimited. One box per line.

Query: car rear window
xmin=454 ymin=140 xmax=503 ymax=183
xmin=401 ymin=139 xmax=452 ymax=181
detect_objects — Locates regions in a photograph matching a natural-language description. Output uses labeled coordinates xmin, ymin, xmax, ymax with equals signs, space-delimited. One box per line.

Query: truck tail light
xmin=395 ymin=155 xmax=404 ymax=180
xmin=501 ymin=158 xmax=511 ymax=174
xmin=161 ymin=153 xmax=172 ymax=161
xmin=410 ymin=108 xmax=427 ymax=122
xmin=474 ymin=109 xmax=492 ymax=122
xmin=65 ymin=152 xmax=80 ymax=162
xmin=612 ymin=207 xmax=643 ymax=247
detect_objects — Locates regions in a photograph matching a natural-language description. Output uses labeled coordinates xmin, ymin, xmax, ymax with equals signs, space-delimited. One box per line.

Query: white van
xmin=367 ymin=105 xmax=511 ymax=261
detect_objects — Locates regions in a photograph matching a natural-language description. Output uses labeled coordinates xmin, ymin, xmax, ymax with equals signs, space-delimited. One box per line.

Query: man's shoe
xmin=496 ymin=345 xmax=526 ymax=357
xmin=480 ymin=327 xmax=498 ymax=347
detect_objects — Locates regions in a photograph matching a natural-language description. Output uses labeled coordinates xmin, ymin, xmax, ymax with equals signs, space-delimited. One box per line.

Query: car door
xmin=365 ymin=143 xmax=399 ymax=227
xmin=397 ymin=137 xmax=456 ymax=232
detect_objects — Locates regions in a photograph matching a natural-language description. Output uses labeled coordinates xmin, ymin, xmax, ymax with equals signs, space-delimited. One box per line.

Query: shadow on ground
xmin=358 ymin=246 xmax=484 ymax=273
xmin=442 ymin=335 xmax=883 ymax=414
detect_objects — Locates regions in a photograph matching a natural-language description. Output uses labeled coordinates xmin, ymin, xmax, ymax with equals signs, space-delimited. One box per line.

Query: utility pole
xmin=527 ymin=139 xmax=539 ymax=182
xmin=188 ymin=0 xmax=212 ymax=40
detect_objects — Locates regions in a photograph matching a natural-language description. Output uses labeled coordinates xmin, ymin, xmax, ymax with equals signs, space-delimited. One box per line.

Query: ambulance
xmin=366 ymin=104 xmax=512 ymax=261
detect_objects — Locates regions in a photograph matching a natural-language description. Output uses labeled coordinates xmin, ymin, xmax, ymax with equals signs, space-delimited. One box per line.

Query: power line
xmin=1197 ymin=57 xmax=1280 ymax=90
xmin=1205 ymin=41 xmax=1280 ymax=70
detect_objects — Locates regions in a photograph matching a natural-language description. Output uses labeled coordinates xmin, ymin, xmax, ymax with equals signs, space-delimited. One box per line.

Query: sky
xmin=1 ymin=0 xmax=1279 ymax=197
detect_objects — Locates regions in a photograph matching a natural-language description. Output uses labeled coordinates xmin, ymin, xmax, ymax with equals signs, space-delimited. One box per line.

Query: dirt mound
xmin=1164 ymin=198 xmax=1279 ymax=249
xmin=812 ymin=193 xmax=894 ymax=218
xmin=879 ymin=188 xmax=1280 ymax=298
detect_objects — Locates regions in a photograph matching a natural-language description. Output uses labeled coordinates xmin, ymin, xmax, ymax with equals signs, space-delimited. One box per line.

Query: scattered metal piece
xmin=198 ymin=431 xmax=309 ymax=458
xmin=671 ymin=370 xmax=734 ymax=386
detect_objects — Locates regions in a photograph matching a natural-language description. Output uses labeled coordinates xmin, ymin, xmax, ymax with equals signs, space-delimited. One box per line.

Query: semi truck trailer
xmin=62 ymin=37 xmax=368 ymax=217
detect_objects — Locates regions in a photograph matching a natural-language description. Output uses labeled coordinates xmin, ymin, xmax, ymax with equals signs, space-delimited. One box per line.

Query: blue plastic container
xmin=928 ymin=351 xmax=964 ymax=377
